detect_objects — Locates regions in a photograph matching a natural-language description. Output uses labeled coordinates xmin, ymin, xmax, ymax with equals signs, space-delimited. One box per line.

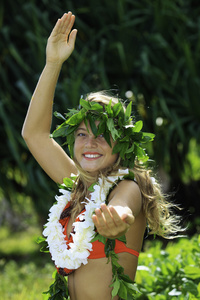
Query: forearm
xmin=22 ymin=12 xmax=76 ymax=141
xmin=22 ymin=62 xmax=62 ymax=139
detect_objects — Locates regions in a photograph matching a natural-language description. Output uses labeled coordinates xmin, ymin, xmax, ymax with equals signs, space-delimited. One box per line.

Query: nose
xmin=85 ymin=135 xmax=97 ymax=148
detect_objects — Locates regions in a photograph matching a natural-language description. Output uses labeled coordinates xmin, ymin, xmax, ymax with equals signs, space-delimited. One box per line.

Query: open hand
xmin=46 ymin=12 xmax=77 ymax=65
xmin=92 ymin=203 xmax=135 ymax=239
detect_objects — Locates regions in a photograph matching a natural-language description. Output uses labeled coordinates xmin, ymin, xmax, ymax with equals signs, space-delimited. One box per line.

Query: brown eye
xmin=76 ymin=132 xmax=86 ymax=137
xmin=79 ymin=133 xmax=85 ymax=136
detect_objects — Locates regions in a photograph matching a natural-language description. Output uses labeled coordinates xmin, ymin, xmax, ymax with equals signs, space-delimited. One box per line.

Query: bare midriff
xmin=67 ymin=210 xmax=146 ymax=300
xmin=68 ymin=253 xmax=138 ymax=300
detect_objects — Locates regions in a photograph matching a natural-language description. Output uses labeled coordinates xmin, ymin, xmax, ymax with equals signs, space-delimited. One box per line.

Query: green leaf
xmin=88 ymin=114 xmax=98 ymax=136
xmin=184 ymin=266 xmax=200 ymax=279
xmin=111 ymin=279 xmax=120 ymax=298
xmin=66 ymin=134 xmax=76 ymax=156
xmin=90 ymin=233 xmax=101 ymax=243
xmin=91 ymin=233 xmax=107 ymax=244
xmin=134 ymin=144 xmax=149 ymax=162
xmin=127 ymin=293 xmax=135 ymax=300
xmin=141 ymin=132 xmax=155 ymax=143
xmin=117 ymin=235 xmax=126 ymax=243
xmin=182 ymin=279 xmax=198 ymax=296
xmin=103 ymin=128 xmax=112 ymax=147
xmin=105 ymin=239 xmax=116 ymax=257
xmin=54 ymin=111 xmax=66 ymax=121
xmin=63 ymin=177 xmax=74 ymax=190
xmin=43 ymin=272 xmax=69 ymax=299
xmin=120 ymin=274 xmax=135 ymax=284
xmin=90 ymin=102 xmax=104 ymax=111
xmin=65 ymin=108 xmax=79 ymax=116
xmin=197 ymin=282 xmax=200 ymax=296
xmin=113 ymin=102 xmax=123 ymax=117
xmin=125 ymin=101 xmax=132 ymax=120
xmin=112 ymin=142 xmax=124 ymax=155
xmin=88 ymin=182 xmax=96 ymax=192
xmin=131 ymin=132 xmax=143 ymax=142
xmin=110 ymin=252 xmax=122 ymax=269
xmin=126 ymin=143 xmax=134 ymax=154
xmin=120 ymin=142 xmax=130 ymax=159
xmin=65 ymin=109 xmax=85 ymax=126
xmin=97 ymin=120 xmax=106 ymax=136
xmin=105 ymin=100 xmax=113 ymax=116
xmin=133 ymin=120 xmax=143 ymax=132
xmin=35 ymin=236 xmax=46 ymax=244
xmin=51 ymin=125 xmax=69 ymax=138
xmin=119 ymin=136 xmax=130 ymax=142
xmin=80 ymin=98 xmax=91 ymax=110
xmin=40 ymin=244 xmax=49 ymax=253
xmin=35 ymin=236 xmax=49 ymax=253
xmin=65 ymin=124 xmax=79 ymax=136
xmin=128 ymin=159 xmax=136 ymax=169
xmin=118 ymin=281 xmax=127 ymax=299
xmin=124 ymin=170 xmax=135 ymax=181
xmin=107 ymin=118 xmax=119 ymax=140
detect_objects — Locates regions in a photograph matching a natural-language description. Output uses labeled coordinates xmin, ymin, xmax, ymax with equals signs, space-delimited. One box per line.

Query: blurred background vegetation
xmin=0 ymin=0 xmax=200 ymax=298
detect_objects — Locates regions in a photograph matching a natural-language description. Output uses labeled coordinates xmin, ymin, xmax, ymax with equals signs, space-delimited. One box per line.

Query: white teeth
xmin=84 ymin=154 xmax=100 ymax=158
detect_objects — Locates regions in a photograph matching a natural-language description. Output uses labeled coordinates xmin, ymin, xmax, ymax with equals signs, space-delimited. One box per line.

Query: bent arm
xmin=92 ymin=180 xmax=142 ymax=239
xmin=22 ymin=13 xmax=78 ymax=183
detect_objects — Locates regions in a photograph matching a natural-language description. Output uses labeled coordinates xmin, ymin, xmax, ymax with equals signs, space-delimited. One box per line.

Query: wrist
xmin=45 ymin=60 xmax=63 ymax=70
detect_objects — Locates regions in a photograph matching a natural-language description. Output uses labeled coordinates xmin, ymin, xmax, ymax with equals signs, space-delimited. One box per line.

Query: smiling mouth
xmin=83 ymin=153 xmax=102 ymax=159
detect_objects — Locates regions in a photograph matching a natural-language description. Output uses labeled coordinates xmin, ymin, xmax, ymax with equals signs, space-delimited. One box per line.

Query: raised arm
xmin=22 ymin=12 xmax=78 ymax=183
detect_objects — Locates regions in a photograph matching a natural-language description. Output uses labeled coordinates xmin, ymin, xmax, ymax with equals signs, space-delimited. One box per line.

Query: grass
xmin=0 ymin=226 xmax=39 ymax=255
xmin=0 ymin=226 xmax=55 ymax=300
xmin=0 ymin=259 xmax=55 ymax=300
xmin=0 ymin=225 xmax=199 ymax=299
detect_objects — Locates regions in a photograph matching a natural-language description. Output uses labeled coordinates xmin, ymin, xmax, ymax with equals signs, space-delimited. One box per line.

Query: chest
xmin=65 ymin=205 xmax=86 ymax=239
xmin=66 ymin=217 xmax=74 ymax=239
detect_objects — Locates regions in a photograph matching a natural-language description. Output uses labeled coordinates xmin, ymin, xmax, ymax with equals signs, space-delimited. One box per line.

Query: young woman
xmin=22 ymin=12 xmax=181 ymax=300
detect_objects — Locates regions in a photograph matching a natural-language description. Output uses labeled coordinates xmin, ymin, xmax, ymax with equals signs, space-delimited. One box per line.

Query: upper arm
xmin=108 ymin=180 xmax=142 ymax=218
xmin=24 ymin=133 xmax=78 ymax=184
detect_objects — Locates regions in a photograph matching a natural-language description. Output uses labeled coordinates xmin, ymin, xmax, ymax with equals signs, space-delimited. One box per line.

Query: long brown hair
xmin=69 ymin=91 xmax=182 ymax=238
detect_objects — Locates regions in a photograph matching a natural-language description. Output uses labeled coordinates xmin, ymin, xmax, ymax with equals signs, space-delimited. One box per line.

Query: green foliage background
xmin=0 ymin=228 xmax=199 ymax=299
xmin=0 ymin=0 xmax=200 ymax=231
xmin=0 ymin=1 xmax=200 ymax=298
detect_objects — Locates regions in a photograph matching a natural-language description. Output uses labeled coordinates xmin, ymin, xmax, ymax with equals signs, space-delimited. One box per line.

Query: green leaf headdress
xmin=51 ymin=98 xmax=155 ymax=168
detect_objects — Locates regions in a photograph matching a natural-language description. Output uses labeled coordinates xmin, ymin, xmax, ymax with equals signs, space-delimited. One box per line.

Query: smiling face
xmin=74 ymin=121 xmax=118 ymax=175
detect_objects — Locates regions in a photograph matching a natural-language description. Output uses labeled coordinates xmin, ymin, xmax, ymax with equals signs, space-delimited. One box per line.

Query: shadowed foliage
xmin=0 ymin=0 xmax=200 ymax=231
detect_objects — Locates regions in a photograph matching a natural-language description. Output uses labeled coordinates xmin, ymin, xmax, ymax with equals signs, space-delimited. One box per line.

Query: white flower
xmin=150 ymin=176 xmax=156 ymax=184
xmin=43 ymin=170 xmax=128 ymax=270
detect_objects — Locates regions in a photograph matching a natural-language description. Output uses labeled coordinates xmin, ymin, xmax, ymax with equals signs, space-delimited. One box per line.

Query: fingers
xmin=68 ymin=29 xmax=78 ymax=48
xmin=122 ymin=213 xmax=135 ymax=226
xmin=94 ymin=204 xmax=120 ymax=228
xmin=50 ymin=18 xmax=61 ymax=37
xmin=92 ymin=204 xmax=130 ymax=238
xmin=60 ymin=12 xmax=75 ymax=35
xmin=50 ymin=12 xmax=75 ymax=37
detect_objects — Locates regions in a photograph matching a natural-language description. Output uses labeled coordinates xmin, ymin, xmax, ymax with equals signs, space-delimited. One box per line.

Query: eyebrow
xmin=76 ymin=127 xmax=87 ymax=132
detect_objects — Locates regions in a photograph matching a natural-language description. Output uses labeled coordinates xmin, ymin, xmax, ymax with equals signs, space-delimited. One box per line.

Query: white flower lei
xmin=43 ymin=169 xmax=129 ymax=270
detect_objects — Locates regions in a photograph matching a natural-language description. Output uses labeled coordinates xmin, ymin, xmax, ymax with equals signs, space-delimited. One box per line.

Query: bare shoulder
xmin=108 ymin=179 xmax=142 ymax=217
xmin=110 ymin=179 xmax=141 ymax=200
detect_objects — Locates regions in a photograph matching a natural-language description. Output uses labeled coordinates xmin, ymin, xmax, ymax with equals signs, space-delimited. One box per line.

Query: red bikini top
xmin=57 ymin=203 xmax=139 ymax=276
